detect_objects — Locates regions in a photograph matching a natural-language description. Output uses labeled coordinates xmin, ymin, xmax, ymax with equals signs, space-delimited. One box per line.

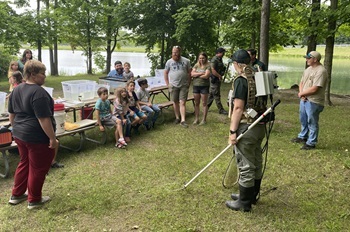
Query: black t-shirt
xmin=233 ymin=76 xmax=248 ymax=103
xmin=8 ymin=83 xmax=55 ymax=143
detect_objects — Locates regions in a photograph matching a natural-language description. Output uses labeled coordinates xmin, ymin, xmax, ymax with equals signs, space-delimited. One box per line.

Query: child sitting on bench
xmin=126 ymin=80 xmax=147 ymax=134
xmin=95 ymin=87 xmax=126 ymax=148
xmin=113 ymin=87 xmax=132 ymax=145
xmin=136 ymin=78 xmax=160 ymax=129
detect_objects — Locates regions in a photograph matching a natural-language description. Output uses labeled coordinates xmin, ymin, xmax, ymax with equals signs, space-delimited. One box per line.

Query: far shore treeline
xmin=1 ymin=1 xmax=350 ymax=100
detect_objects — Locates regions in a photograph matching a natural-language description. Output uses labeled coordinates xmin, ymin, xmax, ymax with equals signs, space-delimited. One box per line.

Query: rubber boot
xmin=231 ymin=179 xmax=262 ymax=205
xmin=226 ymin=185 xmax=254 ymax=212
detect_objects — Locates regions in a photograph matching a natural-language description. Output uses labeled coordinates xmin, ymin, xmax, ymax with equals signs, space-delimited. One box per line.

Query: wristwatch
xmin=230 ymin=130 xmax=237 ymax=135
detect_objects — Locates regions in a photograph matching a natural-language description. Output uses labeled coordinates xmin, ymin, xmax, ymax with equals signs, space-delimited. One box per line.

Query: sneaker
xmin=118 ymin=138 xmax=127 ymax=146
xmin=193 ymin=120 xmax=199 ymax=125
xmin=180 ymin=121 xmax=188 ymax=128
xmin=51 ymin=162 xmax=64 ymax=168
xmin=125 ymin=137 xmax=131 ymax=143
xmin=9 ymin=194 xmax=28 ymax=205
xmin=145 ymin=124 xmax=151 ymax=130
xmin=291 ymin=137 xmax=307 ymax=144
xmin=174 ymin=118 xmax=181 ymax=124
xmin=219 ymin=109 xmax=228 ymax=115
xmin=27 ymin=196 xmax=51 ymax=210
xmin=301 ymin=144 xmax=316 ymax=150
xmin=199 ymin=121 xmax=206 ymax=126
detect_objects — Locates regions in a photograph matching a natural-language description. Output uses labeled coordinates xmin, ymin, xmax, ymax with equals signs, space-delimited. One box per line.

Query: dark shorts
xmin=193 ymin=85 xmax=209 ymax=94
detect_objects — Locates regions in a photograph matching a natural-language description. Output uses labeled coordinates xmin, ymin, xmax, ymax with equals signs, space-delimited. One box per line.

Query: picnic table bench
xmin=0 ymin=119 xmax=106 ymax=179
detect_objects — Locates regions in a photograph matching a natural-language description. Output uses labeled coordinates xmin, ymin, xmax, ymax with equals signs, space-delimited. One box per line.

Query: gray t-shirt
xmin=165 ymin=56 xmax=191 ymax=88
xmin=136 ymin=88 xmax=150 ymax=103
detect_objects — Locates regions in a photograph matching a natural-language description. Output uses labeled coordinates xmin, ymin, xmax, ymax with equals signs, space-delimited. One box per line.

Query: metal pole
xmin=183 ymin=99 xmax=281 ymax=189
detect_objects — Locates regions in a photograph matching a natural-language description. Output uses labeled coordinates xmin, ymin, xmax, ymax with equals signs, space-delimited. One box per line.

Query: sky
xmin=10 ymin=0 xmax=37 ymax=14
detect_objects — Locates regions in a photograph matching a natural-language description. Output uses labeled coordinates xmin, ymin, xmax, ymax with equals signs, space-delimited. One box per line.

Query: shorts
xmin=101 ymin=115 xmax=119 ymax=127
xmin=128 ymin=108 xmax=145 ymax=119
xmin=193 ymin=85 xmax=209 ymax=94
xmin=169 ymin=85 xmax=189 ymax=102
xmin=117 ymin=114 xmax=131 ymax=125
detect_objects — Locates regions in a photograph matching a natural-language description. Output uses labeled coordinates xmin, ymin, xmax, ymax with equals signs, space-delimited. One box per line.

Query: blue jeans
xmin=298 ymin=100 xmax=324 ymax=146
xmin=141 ymin=104 xmax=160 ymax=126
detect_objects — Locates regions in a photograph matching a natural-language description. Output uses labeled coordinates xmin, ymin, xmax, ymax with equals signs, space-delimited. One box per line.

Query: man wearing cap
xmin=291 ymin=51 xmax=327 ymax=150
xmin=207 ymin=48 xmax=228 ymax=115
xmin=247 ymin=48 xmax=267 ymax=72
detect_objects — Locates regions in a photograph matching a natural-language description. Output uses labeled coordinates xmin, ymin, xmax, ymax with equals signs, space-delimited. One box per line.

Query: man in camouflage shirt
xmin=207 ymin=47 xmax=228 ymax=115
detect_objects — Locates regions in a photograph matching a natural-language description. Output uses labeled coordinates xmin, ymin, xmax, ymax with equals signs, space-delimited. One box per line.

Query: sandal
xmin=115 ymin=143 xmax=126 ymax=149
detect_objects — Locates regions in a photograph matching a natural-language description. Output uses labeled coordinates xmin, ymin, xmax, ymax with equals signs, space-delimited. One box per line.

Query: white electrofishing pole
xmin=183 ymin=99 xmax=281 ymax=189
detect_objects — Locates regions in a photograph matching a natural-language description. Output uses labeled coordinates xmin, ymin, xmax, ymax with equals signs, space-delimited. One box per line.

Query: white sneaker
xmin=27 ymin=196 xmax=51 ymax=210
xmin=8 ymin=194 xmax=28 ymax=205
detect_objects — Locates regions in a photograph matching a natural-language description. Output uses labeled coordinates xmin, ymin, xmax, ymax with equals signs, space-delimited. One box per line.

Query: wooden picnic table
xmin=0 ymin=119 xmax=106 ymax=179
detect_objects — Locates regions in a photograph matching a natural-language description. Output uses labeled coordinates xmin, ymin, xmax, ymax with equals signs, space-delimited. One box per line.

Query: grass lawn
xmin=0 ymin=76 xmax=349 ymax=231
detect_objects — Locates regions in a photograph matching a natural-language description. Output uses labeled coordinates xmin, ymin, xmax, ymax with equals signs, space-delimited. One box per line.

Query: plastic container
xmin=98 ymin=77 xmax=127 ymax=94
xmin=0 ymin=92 xmax=7 ymax=114
xmin=61 ymin=80 xmax=96 ymax=101
xmin=81 ymin=107 xmax=93 ymax=120
xmin=42 ymin=86 xmax=54 ymax=98
xmin=54 ymin=104 xmax=66 ymax=134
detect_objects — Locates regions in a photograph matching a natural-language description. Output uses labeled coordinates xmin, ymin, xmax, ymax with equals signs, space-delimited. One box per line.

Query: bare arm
xmin=37 ymin=117 xmax=59 ymax=149
xmin=298 ymin=86 xmax=320 ymax=98
xmin=229 ymin=98 xmax=245 ymax=145
xmin=200 ymin=69 xmax=211 ymax=79
xmin=164 ymin=69 xmax=169 ymax=86
xmin=9 ymin=113 xmax=15 ymax=126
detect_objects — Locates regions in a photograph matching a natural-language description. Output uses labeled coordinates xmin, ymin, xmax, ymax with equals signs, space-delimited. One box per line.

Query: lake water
xmin=25 ymin=49 xmax=349 ymax=95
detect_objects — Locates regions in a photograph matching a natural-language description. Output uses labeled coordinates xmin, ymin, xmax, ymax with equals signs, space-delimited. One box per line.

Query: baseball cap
xmin=231 ymin=49 xmax=251 ymax=65
xmin=216 ymin=47 xmax=226 ymax=54
xmin=304 ymin=51 xmax=321 ymax=61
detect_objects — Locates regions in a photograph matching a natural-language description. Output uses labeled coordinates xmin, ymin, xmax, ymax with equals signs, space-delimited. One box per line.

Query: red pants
xmin=12 ymin=138 xmax=55 ymax=203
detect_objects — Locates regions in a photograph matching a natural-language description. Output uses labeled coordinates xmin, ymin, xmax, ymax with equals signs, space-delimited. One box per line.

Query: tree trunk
xmin=306 ymin=0 xmax=320 ymax=68
xmin=52 ymin=0 xmax=59 ymax=76
xmin=160 ymin=35 xmax=165 ymax=68
xmin=250 ymin=0 xmax=259 ymax=49
xmin=37 ymin=0 xmax=42 ymax=61
xmin=324 ymin=0 xmax=338 ymax=106
xmin=259 ymin=0 xmax=270 ymax=70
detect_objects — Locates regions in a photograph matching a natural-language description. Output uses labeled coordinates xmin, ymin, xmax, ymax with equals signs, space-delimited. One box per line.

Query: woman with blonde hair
xmin=7 ymin=61 xmax=20 ymax=91
xmin=191 ymin=52 xmax=211 ymax=125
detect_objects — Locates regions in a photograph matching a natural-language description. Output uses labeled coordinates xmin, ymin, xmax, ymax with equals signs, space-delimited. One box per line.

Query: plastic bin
xmin=98 ymin=77 xmax=127 ymax=94
xmin=61 ymin=80 xmax=96 ymax=101
xmin=0 ymin=92 xmax=7 ymax=114
xmin=42 ymin=86 xmax=54 ymax=97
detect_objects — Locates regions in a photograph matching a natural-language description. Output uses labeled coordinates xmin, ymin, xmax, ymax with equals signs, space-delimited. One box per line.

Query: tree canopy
xmin=1 ymin=0 xmax=350 ymax=77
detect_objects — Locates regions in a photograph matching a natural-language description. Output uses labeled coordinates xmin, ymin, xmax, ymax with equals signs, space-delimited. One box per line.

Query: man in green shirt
xmin=207 ymin=47 xmax=228 ymax=115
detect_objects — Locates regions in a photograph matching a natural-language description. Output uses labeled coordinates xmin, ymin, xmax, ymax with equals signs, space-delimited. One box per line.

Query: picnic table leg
xmin=59 ymin=132 xmax=85 ymax=152
xmin=85 ymin=129 xmax=107 ymax=145
xmin=0 ymin=151 xmax=10 ymax=178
